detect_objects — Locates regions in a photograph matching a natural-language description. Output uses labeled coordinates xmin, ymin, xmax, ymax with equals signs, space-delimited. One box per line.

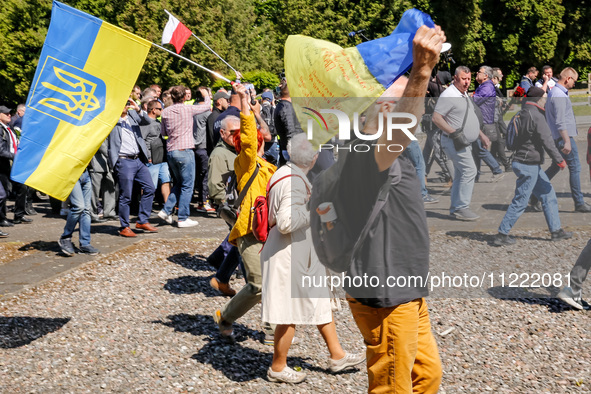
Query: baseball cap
xmin=213 ymin=91 xmax=230 ymax=101
xmin=0 ymin=106 xmax=12 ymax=114
xmin=261 ymin=92 xmax=274 ymax=102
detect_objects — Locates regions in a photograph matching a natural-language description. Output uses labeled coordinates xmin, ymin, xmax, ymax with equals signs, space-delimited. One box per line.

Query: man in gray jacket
xmin=493 ymin=87 xmax=571 ymax=246
xmin=89 ymin=139 xmax=117 ymax=222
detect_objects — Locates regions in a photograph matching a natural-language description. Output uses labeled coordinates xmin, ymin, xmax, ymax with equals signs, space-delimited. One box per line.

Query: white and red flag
xmin=161 ymin=14 xmax=192 ymax=54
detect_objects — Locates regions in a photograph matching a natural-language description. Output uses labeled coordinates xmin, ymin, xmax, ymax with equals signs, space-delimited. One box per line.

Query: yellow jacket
xmin=229 ymin=113 xmax=276 ymax=244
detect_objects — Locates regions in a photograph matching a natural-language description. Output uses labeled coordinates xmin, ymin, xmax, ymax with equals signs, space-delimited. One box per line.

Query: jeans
xmin=348 ymin=297 xmax=442 ymax=393
xmin=498 ymin=161 xmax=561 ymax=234
xmin=61 ymin=170 xmax=92 ymax=246
xmin=115 ymin=158 xmax=155 ymax=228
xmin=441 ymin=134 xmax=477 ymax=213
xmin=569 ymin=239 xmax=591 ymax=293
xmin=146 ymin=162 xmax=171 ymax=189
xmin=471 ymin=138 xmax=502 ymax=181
xmin=163 ymin=150 xmax=196 ymax=221
xmin=403 ymin=140 xmax=427 ymax=197
xmin=545 ymin=136 xmax=584 ymax=207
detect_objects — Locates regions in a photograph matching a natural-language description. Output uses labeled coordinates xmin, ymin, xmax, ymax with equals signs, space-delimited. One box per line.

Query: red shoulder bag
xmin=251 ymin=174 xmax=307 ymax=242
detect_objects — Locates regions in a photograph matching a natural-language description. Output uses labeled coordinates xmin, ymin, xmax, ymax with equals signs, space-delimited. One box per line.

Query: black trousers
xmin=0 ymin=172 xmax=27 ymax=220
xmin=0 ymin=172 xmax=8 ymax=221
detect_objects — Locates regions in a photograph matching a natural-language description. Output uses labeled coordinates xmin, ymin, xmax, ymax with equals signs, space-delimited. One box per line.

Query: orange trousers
xmin=348 ymin=297 xmax=442 ymax=393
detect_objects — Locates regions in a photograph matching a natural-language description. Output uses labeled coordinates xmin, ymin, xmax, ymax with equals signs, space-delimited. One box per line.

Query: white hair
xmin=287 ymin=133 xmax=317 ymax=168
xmin=221 ymin=115 xmax=240 ymax=131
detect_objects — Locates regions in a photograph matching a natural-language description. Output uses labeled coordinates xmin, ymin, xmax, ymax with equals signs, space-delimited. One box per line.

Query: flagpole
xmin=151 ymin=43 xmax=233 ymax=84
xmin=164 ymin=9 xmax=241 ymax=78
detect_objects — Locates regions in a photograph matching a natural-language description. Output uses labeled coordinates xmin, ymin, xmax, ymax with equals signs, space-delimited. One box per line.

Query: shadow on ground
xmin=445 ymin=231 xmax=548 ymax=244
xmin=163 ymin=276 xmax=229 ymax=297
xmin=486 ymin=286 xmax=577 ymax=313
xmin=153 ymin=313 xmax=344 ymax=382
xmin=167 ymin=253 xmax=212 ymax=272
xmin=18 ymin=241 xmax=59 ymax=252
xmin=0 ymin=316 xmax=70 ymax=348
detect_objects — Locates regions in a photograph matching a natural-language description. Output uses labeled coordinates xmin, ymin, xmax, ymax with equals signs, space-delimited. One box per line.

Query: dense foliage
xmin=1 ymin=0 xmax=589 ymax=105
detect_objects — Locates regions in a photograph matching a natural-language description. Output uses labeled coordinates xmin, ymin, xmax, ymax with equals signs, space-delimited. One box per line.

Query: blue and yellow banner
xmin=11 ymin=1 xmax=151 ymax=200
xmin=285 ymin=9 xmax=434 ymax=146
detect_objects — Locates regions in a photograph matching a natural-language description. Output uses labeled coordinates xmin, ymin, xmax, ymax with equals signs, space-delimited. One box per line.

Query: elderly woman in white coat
xmin=261 ymin=134 xmax=365 ymax=384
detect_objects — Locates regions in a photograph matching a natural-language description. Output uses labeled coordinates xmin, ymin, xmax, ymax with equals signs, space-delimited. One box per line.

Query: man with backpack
xmin=493 ymin=87 xmax=570 ymax=246
xmin=207 ymin=115 xmax=241 ymax=296
xmin=311 ymin=24 xmax=446 ymax=393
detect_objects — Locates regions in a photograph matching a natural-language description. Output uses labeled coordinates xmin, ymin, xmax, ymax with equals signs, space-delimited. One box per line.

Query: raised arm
xmin=371 ymin=25 xmax=446 ymax=172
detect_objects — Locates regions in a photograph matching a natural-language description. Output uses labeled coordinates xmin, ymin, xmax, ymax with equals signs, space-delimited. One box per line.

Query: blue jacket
xmin=473 ymin=80 xmax=496 ymax=124
xmin=107 ymin=110 xmax=150 ymax=169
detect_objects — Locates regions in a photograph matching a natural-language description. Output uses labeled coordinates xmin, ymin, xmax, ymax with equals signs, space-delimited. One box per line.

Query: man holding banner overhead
xmin=287 ymin=9 xmax=445 ymax=392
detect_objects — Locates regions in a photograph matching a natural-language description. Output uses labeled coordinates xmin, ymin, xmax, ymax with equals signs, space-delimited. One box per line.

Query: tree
xmin=1 ymin=0 xmax=589 ymax=106
xmin=0 ymin=0 xmax=51 ymax=105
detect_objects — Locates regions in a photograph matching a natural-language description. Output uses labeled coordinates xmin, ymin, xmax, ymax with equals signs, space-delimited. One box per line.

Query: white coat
xmin=260 ymin=163 xmax=332 ymax=325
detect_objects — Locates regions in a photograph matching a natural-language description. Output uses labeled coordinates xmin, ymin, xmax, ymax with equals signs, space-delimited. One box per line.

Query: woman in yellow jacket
xmin=214 ymin=84 xmax=276 ymax=339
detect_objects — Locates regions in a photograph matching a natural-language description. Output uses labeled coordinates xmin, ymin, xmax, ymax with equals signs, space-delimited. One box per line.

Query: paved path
xmin=1 ymin=122 xmax=591 ymax=298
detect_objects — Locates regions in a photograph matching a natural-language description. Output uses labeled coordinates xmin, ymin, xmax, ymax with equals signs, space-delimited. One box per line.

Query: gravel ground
xmin=1 ymin=230 xmax=590 ymax=393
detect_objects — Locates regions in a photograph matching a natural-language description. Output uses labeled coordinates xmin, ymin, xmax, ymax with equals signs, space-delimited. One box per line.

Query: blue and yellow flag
xmin=11 ymin=1 xmax=151 ymax=200
xmin=284 ymin=9 xmax=434 ymax=146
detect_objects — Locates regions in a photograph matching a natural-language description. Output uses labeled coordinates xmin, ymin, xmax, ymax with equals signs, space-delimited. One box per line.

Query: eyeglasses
xmin=154 ymin=107 xmax=162 ymax=111
xmin=229 ymin=128 xmax=240 ymax=134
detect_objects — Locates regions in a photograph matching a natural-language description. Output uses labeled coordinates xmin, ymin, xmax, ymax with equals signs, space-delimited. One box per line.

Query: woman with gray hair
xmin=260 ymin=133 xmax=365 ymax=384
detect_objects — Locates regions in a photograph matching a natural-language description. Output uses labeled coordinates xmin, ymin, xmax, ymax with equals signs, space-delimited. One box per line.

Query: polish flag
xmin=162 ymin=14 xmax=192 ymax=54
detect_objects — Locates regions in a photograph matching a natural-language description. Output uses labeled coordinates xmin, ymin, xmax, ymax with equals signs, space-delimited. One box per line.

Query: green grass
xmin=502 ymin=100 xmax=591 ymax=121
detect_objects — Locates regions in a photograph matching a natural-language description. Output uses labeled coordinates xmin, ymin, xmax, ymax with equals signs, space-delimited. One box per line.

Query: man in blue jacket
xmin=473 ymin=66 xmax=505 ymax=182
xmin=107 ymin=99 xmax=157 ymax=237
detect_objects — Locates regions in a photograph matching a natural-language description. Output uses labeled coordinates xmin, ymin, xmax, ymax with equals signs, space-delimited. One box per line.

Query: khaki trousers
xmin=220 ymin=233 xmax=273 ymax=335
xmin=348 ymin=297 xmax=442 ymax=394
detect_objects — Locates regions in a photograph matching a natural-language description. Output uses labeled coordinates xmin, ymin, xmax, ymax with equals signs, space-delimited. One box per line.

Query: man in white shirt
xmin=432 ymin=66 xmax=481 ymax=221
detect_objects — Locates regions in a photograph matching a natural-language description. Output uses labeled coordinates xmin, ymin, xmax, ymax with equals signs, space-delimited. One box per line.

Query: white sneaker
xmin=329 ymin=352 xmax=366 ymax=373
xmin=157 ymin=210 xmax=173 ymax=224
xmin=178 ymin=218 xmax=198 ymax=228
xmin=557 ymin=286 xmax=586 ymax=310
xmin=196 ymin=203 xmax=217 ymax=213
xmin=267 ymin=366 xmax=306 ymax=384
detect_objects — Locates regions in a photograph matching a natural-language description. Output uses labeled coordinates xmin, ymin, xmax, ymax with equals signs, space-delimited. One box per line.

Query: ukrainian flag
xmin=284 ymin=9 xmax=434 ymax=146
xmin=11 ymin=1 xmax=151 ymax=200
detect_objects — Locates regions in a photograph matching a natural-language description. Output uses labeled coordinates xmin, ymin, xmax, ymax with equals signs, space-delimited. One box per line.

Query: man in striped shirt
xmin=158 ymin=85 xmax=211 ymax=228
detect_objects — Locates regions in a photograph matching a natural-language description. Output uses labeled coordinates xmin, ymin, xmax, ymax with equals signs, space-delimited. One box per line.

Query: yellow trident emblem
xmin=39 ymin=66 xmax=101 ymax=121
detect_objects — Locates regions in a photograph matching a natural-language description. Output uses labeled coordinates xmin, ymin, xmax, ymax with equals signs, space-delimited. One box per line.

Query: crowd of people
xmin=2 ymin=22 xmax=591 ymax=391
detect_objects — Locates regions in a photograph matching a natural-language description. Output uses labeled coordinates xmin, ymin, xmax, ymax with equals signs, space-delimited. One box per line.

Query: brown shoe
xmin=119 ymin=227 xmax=137 ymax=237
xmin=135 ymin=222 xmax=158 ymax=232
xmin=210 ymin=277 xmax=237 ymax=296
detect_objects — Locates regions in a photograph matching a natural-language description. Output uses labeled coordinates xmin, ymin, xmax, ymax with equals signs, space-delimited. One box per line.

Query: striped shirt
xmin=161 ymin=98 xmax=211 ymax=151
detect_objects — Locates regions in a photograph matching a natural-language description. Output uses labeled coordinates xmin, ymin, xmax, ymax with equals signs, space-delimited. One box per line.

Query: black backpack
xmin=506 ymin=110 xmax=525 ymax=150
xmin=218 ymin=165 xmax=259 ymax=227
xmin=260 ymin=104 xmax=275 ymax=136
xmin=310 ymin=148 xmax=400 ymax=273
